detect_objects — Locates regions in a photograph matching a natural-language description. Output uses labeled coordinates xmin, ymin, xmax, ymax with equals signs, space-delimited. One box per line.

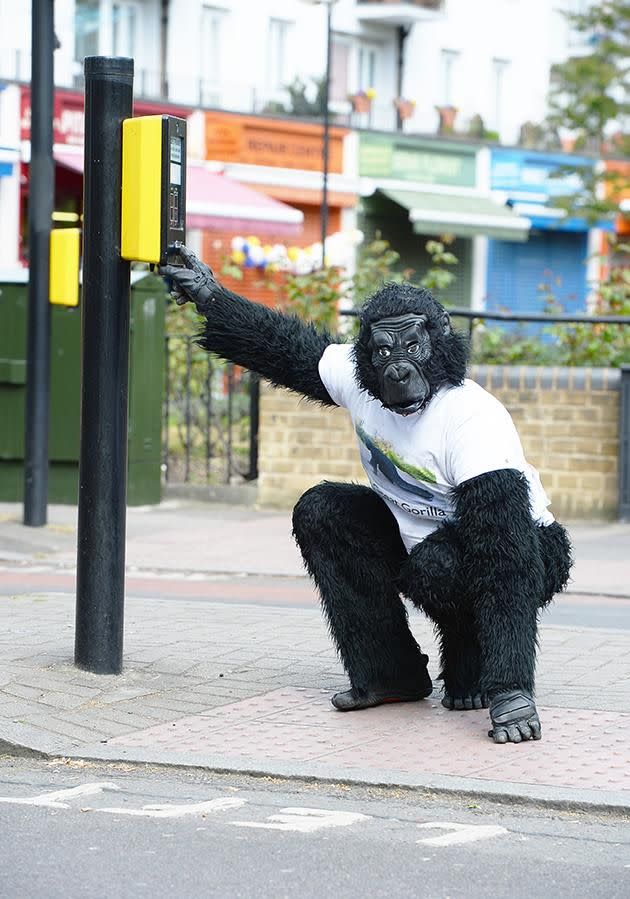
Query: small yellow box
xmin=121 ymin=115 xmax=187 ymax=265
xmin=49 ymin=228 xmax=80 ymax=306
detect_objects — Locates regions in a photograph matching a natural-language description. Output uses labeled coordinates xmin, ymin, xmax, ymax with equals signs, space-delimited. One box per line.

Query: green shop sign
xmin=359 ymin=136 xmax=476 ymax=187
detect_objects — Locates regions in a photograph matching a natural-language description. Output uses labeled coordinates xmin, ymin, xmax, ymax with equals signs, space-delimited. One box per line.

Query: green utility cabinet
xmin=0 ymin=271 xmax=166 ymax=505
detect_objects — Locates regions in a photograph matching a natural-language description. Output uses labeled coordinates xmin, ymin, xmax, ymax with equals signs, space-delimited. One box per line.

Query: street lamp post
xmin=320 ymin=0 xmax=333 ymax=263
xmin=304 ymin=0 xmax=338 ymax=267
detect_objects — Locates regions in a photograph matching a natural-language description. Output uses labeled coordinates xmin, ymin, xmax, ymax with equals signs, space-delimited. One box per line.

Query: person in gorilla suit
xmin=162 ymin=246 xmax=572 ymax=745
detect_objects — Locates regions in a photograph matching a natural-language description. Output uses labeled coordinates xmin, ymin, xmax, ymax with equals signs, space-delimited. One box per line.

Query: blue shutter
xmin=486 ymin=231 xmax=589 ymax=315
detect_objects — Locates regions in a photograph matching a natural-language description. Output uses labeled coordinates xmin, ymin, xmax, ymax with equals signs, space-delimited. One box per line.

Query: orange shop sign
xmin=204 ymin=112 xmax=345 ymax=173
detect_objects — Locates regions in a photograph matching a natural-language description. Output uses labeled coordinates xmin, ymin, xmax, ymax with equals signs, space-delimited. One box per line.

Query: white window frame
xmin=267 ymin=17 xmax=293 ymax=92
xmin=440 ymin=49 xmax=460 ymax=107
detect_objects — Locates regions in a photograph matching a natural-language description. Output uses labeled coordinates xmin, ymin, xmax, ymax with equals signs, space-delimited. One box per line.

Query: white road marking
xmin=417 ymin=822 xmax=508 ymax=847
xmin=232 ymin=807 xmax=370 ymax=833
xmin=0 ymin=782 xmax=120 ymax=809
xmin=96 ymin=797 xmax=246 ymax=818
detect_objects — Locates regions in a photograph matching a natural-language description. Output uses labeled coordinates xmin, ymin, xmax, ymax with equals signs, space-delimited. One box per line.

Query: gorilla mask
xmin=369 ymin=314 xmax=432 ymax=415
xmin=354 ymin=283 xmax=468 ymax=416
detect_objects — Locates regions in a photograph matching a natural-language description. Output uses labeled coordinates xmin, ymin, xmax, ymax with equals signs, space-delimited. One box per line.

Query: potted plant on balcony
xmin=349 ymin=88 xmax=376 ymax=114
xmin=394 ymin=97 xmax=416 ymax=121
xmin=435 ymin=104 xmax=458 ymax=134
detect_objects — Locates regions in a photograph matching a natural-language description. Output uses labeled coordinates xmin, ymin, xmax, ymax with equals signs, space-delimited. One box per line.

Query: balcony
xmin=356 ymin=0 xmax=444 ymax=26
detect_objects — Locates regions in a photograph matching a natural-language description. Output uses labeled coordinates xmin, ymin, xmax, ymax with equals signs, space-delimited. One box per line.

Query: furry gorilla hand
xmin=160 ymin=245 xmax=220 ymax=315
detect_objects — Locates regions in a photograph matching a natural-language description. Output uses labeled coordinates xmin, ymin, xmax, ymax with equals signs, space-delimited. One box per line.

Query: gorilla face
xmin=353 ymin=283 xmax=469 ymax=416
xmin=368 ymin=315 xmax=431 ymax=415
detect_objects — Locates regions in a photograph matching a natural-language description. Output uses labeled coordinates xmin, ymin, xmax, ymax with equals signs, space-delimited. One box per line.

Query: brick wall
xmin=257 ymin=365 xmax=621 ymax=520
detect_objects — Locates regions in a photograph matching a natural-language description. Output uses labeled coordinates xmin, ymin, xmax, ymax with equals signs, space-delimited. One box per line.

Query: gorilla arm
xmin=160 ymin=246 xmax=337 ymax=406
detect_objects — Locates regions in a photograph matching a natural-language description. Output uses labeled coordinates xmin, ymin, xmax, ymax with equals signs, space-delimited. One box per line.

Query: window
xmin=358 ymin=44 xmax=377 ymax=91
xmin=200 ymin=6 xmax=224 ymax=102
xmin=267 ymin=18 xmax=292 ymax=91
xmin=112 ymin=3 xmax=138 ymax=58
xmin=330 ymin=36 xmax=350 ymax=103
xmin=491 ymin=57 xmax=509 ymax=136
xmin=440 ymin=49 xmax=459 ymax=106
xmin=75 ymin=0 xmax=100 ymax=61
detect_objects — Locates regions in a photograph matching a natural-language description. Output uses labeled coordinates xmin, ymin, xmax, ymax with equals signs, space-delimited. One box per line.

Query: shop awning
xmin=53 ymin=151 xmax=304 ymax=237
xmin=186 ymin=165 xmax=303 ymax=235
xmin=377 ymin=188 xmax=531 ymax=242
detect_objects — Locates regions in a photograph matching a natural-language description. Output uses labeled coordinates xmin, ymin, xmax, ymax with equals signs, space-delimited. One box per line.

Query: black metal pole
xmin=320 ymin=0 xmax=332 ymax=265
xmin=75 ymin=56 xmax=134 ymax=675
xmin=23 ymin=0 xmax=54 ymax=527
xmin=247 ymin=373 xmax=260 ymax=482
xmin=619 ymin=365 xmax=630 ymax=522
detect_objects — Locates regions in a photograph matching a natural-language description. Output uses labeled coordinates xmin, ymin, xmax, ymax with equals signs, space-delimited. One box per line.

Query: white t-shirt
xmin=319 ymin=343 xmax=554 ymax=552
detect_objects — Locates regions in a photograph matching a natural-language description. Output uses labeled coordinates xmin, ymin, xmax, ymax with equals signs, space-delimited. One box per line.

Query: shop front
xmin=358 ymin=133 xmax=529 ymax=309
xmin=487 ymin=148 xmax=602 ymax=315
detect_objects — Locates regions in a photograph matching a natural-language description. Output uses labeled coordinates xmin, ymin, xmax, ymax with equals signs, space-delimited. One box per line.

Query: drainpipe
xmin=396 ymin=25 xmax=409 ymax=131
xmin=160 ymin=0 xmax=169 ymax=98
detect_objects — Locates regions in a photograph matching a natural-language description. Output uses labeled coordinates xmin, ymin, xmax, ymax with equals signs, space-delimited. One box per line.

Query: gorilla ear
xmin=441 ymin=312 xmax=451 ymax=335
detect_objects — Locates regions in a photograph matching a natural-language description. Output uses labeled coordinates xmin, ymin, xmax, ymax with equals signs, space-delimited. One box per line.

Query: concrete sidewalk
xmin=1 ymin=500 xmax=629 ymax=812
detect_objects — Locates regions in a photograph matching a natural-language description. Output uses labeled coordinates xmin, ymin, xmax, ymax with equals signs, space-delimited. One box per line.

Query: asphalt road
xmin=0 ymin=757 xmax=628 ymax=899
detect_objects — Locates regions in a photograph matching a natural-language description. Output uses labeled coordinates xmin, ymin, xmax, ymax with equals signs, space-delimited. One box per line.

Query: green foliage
xmin=419 ymin=237 xmax=458 ymax=294
xmin=549 ymin=243 xmax=630 ymax=367
xmin=546 ymin=0 xmax=630 ymax=223
xmin=280 ymin=265 xmax=343 ymax=331
xmin=263 ymin=76 xmax=328 ymax=118
xmin=472 ymin=242 xmax=630 ymax=367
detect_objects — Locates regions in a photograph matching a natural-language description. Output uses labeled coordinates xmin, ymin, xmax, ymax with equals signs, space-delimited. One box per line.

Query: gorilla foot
xmin=331 ymin=681 xmax=432 ymax=712
xmin=441 ymin=691 xmax=488 ymax=711
xmin=488 ymin=689 xmax=542 ymax=743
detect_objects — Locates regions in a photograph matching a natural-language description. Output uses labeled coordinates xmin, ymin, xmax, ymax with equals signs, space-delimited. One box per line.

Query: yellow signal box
xmin=121 ymin=115 xmax=187 ymax=265
xmin=49 ymin=227 xmax=81 ymax=306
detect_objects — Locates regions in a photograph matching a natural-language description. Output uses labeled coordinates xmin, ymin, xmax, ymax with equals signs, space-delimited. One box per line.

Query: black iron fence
xmin=162 ymin=335 xmax=259 ymax=486
xmin=164 ymin=309 xmax=630 ymax=492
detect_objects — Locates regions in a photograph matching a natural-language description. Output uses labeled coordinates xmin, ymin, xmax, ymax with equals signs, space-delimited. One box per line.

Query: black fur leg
xmin=292 ymin=482 xmax=432 ymax=699
xmin=453 ymin=470 xmax=544 ymax=697
xmin=435 ymin=616 xmax=486 ymax=711
xmin=401 ymin=525 xmax=483 ymax=709
xmin=399 ymin=522 xmax=461 ymax=618
xmin=488 ymin=689 xmax=542 ymax=743
xmin=536 ymin=521 xmax=573 ymax=607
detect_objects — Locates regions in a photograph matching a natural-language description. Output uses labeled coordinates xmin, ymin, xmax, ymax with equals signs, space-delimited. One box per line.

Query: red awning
xmin=186 ymin=165 xmax=303 ymax=235
xmin=53 ymin=151 xmax=304 ymax=236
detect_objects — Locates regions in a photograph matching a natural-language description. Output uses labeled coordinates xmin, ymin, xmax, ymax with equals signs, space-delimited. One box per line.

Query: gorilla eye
xmin=407 ymin=342 xmax=419 ymax=354
xmin=378 ymin=347 xmax=391 ymax=359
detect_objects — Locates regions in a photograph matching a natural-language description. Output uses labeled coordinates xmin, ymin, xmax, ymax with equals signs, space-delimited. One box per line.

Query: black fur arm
xmin=452 ymin=468 xmax=544 ymax=695
xmin=161 ymin=247 xmax=337 ymax=406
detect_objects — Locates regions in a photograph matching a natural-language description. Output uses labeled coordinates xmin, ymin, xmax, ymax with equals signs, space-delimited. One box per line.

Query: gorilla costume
xmin=162 ymin=246 xmax=573 ymax=745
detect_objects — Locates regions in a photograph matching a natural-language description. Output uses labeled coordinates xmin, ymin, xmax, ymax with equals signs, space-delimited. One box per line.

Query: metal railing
xmin=341 ymin=306 xmax=630 ymax=338
xmin=162 ymin=335 xmax=259 ymax=486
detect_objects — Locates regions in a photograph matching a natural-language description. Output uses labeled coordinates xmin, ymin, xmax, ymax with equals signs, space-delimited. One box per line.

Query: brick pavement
xmin=0 ymin=499 xmax=629 ymax=809
xmin=1 ymin=589 xmax=630 ymax=810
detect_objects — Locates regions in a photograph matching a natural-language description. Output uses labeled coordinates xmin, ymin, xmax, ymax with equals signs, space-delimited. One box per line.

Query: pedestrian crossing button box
xmin=121 ymin=115 xmax=187 ymax=266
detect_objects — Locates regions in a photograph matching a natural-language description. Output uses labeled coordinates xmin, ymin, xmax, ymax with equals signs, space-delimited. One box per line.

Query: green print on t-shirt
xmin=356 ymin=425 xmax=437 ymax=501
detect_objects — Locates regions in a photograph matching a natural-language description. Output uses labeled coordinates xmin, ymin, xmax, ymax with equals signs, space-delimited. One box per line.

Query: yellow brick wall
xmin=257 ymin=367 xmax=621 ymax=520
